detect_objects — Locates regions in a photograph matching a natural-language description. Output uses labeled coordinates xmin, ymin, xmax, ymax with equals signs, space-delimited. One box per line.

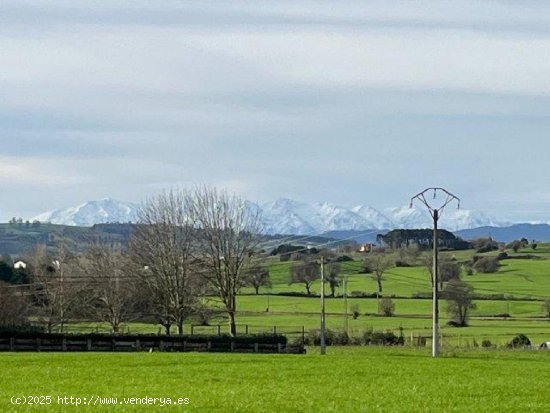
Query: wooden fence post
xmin=254 ymin=343 xmax=259 ymax=353
xmin=277 ymin=343 xmax=282 ymax=353
xmin=87 ymin=338 xmax=92 ymax=351
xmin=61 ymin=338 xmax=67 ymax=352
xmin=135 ymin=339 xmax=141 ymax=351
xmin=207 ymin=341 xmax=212 ymax=352
xmin=36 ymin=338 xmax=41 ymax=352
xmin=159 ymin=340 xmax=164 ymax=352
xmin=9 ymin=337 xmax=15 ymax=351
xmin=230 ymin=341 xmax=235 ymax=352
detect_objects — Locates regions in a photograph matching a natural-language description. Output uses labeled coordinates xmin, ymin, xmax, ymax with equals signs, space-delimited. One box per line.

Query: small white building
xmin=14 ymin=260 xmax=27 ymax=269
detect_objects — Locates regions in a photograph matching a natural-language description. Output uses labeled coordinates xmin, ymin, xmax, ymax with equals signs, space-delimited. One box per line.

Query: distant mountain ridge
xmin=31 ymin=197 xmax=505 ymax=234
xmin=32 ymin=198 xmax=139 ymax=227
xmin=455 ymin=224 xmax=550 ymax=243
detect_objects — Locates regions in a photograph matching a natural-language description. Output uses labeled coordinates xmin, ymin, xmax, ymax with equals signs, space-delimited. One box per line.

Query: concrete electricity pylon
xmin=320 ymin=258 xmax=326 ymax=355
xmin=410 ymin=187 xmax=460 ymax=358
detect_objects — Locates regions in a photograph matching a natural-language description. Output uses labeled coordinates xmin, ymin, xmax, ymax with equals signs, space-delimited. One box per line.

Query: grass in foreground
xmin=2 ymin=347 xmax=550 ymax=412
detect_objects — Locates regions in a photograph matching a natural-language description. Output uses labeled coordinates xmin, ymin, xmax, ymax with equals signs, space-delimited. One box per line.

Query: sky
xmin=2 ymin=0 xmax=550 ymax=222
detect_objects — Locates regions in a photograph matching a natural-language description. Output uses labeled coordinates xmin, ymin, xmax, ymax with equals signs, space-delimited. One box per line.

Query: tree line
xmin=0 ymin=188 xmax=266 ymax=336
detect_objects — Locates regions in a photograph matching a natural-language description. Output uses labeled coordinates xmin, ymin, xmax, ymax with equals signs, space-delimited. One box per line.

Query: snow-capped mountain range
xmin=31 ymin=197 xmax=506 ymax=234
xmin=32 ymin=199 xmax=139 ymax=227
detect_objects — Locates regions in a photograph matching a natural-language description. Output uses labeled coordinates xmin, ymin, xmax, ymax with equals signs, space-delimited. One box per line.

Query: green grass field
xmin=67 ymin=246 xmax=550 ymax=347
xmin=2 ymin=348 xmax=550 ymax=412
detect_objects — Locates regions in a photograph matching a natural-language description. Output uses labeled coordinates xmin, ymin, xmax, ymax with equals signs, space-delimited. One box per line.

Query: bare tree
xmin=364 ymin=253 xmax=393 ymax=293
xmin=79 ymin=245 xmax=141 ymax=333
xmin=424 ymin=254 xmax=461 ymax=289
xmin=129 ymin=190 xmax=203 ymax=335
xmin=243 ymin=263 xmax=271 ymax=295
xmin=289 ymin=259 xmax=319 ymax=296
xmin=401 ymin=243 xmax=421 ymax=265
xmin=0 ymin=282 xmax=29 ymax=327
xmin=188 ymin=187 xmax=262 ymax=336
xmin=443 ymin=279 xmax=476 ymax=327
xmin=26 ymin=244 xmax=79 ymax=333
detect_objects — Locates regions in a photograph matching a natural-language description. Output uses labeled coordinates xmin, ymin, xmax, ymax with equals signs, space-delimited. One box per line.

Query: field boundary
xmin=0 ymin=333 xmax=305 ymax=354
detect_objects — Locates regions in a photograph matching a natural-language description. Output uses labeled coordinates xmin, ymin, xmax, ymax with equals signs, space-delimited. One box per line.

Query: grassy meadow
xmin=66 ymin=243 xmax=550 ymax=347
xmin=7 ymin=244 xmax=550 ymax=412
xmin=2 ymin=348 xmax=550 ymax=412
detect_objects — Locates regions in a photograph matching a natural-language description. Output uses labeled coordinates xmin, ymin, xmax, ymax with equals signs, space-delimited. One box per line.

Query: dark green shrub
xmin=351 ymin=304 xmax=361 ymax=319
xmin=363 ymin=329 xmax=402 ymax=346
xmin=507 ymin=334 xmax=531 ymax=349
xmin=334 ymin=331 xmax=350 ymax=345
xmin=305 ymin=329 xmax=349 ymax=346
xmin=394 ymin=260 xmax=411 ymax=268
xmin=481 ymin=340 xmax=493 ymax=348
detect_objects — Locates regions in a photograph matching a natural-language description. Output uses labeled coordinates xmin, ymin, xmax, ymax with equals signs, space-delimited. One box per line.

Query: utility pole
xmin=343 ymin=276 xmax=349 ymax=335
xmin=410 ymin=187 xmax=460 ymax=358
xmin=320 ymin=258 xmax=326 ymax=355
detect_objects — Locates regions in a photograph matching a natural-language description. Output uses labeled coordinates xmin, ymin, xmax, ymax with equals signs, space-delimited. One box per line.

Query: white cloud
xmin=1 ymin=1 xmax=550 ymax=221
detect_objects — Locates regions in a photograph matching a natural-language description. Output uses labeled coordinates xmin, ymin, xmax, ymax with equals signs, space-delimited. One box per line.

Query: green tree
xmin=0 ymin=262 xmax=13 ymax=283
xmin=327 ymin=263 xmax=341 ymax=297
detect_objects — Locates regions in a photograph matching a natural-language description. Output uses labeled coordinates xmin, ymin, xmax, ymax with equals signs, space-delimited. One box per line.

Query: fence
xmin=0 ymin=334 xmax=305 ymax=354
xmin=189 ymin=324 xmax=306 ymax=343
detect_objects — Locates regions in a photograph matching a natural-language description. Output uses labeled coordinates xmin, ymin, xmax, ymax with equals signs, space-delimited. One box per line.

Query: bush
xmin=412 ymin=292 xmax=432 ymax=299
xmin=277 ymin=291 xmax=317 ymax=298
xmin=493 ymin=313 xmax=511 ymax=318
xmin=351 ymin=304 xmax=361 ymax=319
xmin=394 ymin=260 xmax=411 ymax=268
xmin=473 ymin=257 xmax=499 ymax=274
xmin=334 ymin=331 xmax=350 ymax=345
xmin=481 ymin=340 xmax=493 ymax=348
xmin=363 ymin=329 xmax=403 ymax=346
xmin=472 ymin=238 xmax=499 ymax=253
xmin=304 ymin=329 xmax=349 ymax=346
xmin=350 ymin=291 xmax=377 ymax=298
xmin=336 ymin=255 xmax=354 ymax=262
xmin=360 ymin=262 xmax=373 ymax=274
xmin=507 ymin=334 xmax=531 ymax=349
xmin=380 ymin=297 xmax=395 ymax=317
xmin=497 ymin=252 xmax=509 ymax=261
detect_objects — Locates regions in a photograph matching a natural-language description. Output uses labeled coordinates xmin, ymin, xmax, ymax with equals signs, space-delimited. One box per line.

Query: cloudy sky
xmin=2 ymin=0 xmax=550 ymax=222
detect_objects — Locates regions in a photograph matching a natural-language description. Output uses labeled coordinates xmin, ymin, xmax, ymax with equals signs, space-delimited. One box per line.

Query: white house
xmin=14 ymin=260 xmax=27 ymax=269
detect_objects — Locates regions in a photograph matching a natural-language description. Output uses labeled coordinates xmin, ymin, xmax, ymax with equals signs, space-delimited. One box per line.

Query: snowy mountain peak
xmin=32 ymin=199 xmax=139 ymax=227
xmin=30 ymin=197 xmax=502 ymax=234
